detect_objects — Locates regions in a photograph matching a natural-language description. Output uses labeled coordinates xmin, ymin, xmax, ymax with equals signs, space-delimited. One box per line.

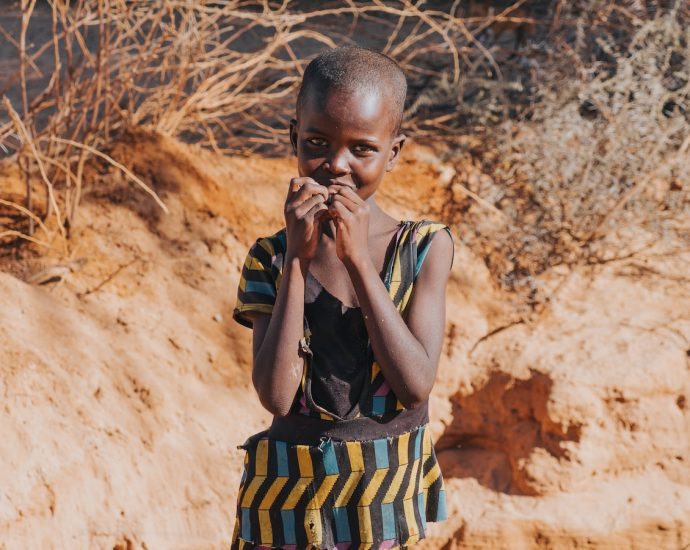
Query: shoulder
xmin=401 ymin=220 xmax=454 ymax=277
xmin=246 ymin=228 xmax=287 ymax=269
xmin=250 ymin=228 xmax=287 ymax=258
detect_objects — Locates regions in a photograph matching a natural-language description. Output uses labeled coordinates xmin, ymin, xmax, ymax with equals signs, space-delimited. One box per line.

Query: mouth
xmin=316 ymin=177 xmax=357 ymax=190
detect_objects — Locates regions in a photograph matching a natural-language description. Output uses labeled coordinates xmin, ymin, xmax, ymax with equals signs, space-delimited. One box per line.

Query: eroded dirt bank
xmin=1 ymin=130 xmax=689 ymax=549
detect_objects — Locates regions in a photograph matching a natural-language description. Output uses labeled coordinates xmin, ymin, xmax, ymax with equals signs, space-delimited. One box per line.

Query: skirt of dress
xmin=230 ymin=423 xmax=447 ymax=550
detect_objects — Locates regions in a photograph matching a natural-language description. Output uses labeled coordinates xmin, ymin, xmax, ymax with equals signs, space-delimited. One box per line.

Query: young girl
xmin=231 ymin=47 xmax=453 ymax=549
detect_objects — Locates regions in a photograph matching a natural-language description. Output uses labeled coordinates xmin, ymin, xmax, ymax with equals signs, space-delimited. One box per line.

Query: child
xmin=231 ymin=46 xmax=453 ymax=549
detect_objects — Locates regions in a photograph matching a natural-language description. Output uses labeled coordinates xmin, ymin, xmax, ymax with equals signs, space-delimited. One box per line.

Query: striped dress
xmin=232 ymin=220 xmax=451 ymax=549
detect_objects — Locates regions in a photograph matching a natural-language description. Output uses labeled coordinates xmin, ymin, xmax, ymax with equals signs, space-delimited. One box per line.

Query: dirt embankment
xmin=1 ymin=129 xmax=689 ymax=549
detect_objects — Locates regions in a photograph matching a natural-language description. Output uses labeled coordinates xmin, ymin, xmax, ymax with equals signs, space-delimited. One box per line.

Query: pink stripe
xmin=378 ymin=540 xmax=399 ymax=550
xmin=374 ymin=380 xmax=391 ymax=396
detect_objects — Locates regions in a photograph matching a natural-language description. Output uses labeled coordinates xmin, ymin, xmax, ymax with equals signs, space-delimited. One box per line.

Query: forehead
xmin=300 ymin=86 xmax=395 ymax=136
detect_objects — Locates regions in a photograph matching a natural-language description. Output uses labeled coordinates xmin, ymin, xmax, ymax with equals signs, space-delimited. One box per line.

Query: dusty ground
xmin=1 ymin=129 xmax=689 ymax=549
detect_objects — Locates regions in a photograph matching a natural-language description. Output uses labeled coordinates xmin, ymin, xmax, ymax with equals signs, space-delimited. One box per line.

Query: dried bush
xmin=445 ymin=1 xmax=690 ymax=305
xmin=1 ymin=0 xmax=536 ymax=254
xmin=0 ymin=0 xmax=686 ymax=307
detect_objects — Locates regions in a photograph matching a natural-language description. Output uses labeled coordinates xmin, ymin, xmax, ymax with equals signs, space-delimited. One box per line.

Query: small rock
xmin=213 ymin=313 xmax=223 ymax=323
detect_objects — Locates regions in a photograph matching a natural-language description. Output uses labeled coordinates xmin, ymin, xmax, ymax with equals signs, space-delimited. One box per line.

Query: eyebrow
xmin=303 ymin=127 xmax=382 ymax=144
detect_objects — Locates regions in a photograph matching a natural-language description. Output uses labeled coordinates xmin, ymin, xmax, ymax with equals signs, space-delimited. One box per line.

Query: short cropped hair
xmin=296 ymin=46 xmax=407 ymax=135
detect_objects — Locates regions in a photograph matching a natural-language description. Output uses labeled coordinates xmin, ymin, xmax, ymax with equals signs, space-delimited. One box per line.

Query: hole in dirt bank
xmin=436 ymin=370 xmax=582 ymax=495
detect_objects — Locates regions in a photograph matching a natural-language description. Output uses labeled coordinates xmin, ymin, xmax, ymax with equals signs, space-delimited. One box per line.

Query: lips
xmin=315 ymin=177 xmax=356 ymax=189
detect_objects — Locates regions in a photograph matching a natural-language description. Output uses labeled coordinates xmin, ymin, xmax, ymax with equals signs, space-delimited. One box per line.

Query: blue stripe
xmin=374 ymin=438 xmax=389 ymax=469
xmin=414 ymin=427 xmax=422 ymax=460
xmin=417 ymin=492 xmax=427 ymax=529
xmin=276 ymin=231 xmax=287 ymax=249
xmin=321 ymin=440 xmax=339 ymax=475
xmin=415 ymin=242 xmax=432 ymax=277
xmin=276 ymin=440 xmax=289 ymax=477
xmin=381 ymin=502 xmax=396 ymax=540
xmin=245 ymin=280 xmax=275 ymax=297
xmin=281 ymin=509 xmax=296 ymax=544
xmin=333 ymin=506 xmax=351 ymax=542
xmin=435 ymin=490 xmax=448 ymax=520
xmin=241 ymin=508 xmax=251 ymax=540
xmin=372 ymin=396 xmax=386 ymax=415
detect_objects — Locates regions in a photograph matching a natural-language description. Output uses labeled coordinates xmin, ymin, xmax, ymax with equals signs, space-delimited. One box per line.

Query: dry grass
xmin=0 ymin=1 xmax=687 ymax=304
xmin=1 ymin=0 xmax=531 ymax=254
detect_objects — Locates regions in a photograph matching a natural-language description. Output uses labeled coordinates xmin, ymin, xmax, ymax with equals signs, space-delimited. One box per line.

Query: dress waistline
xmin=268 ymin=403 xmax=429 ymax=445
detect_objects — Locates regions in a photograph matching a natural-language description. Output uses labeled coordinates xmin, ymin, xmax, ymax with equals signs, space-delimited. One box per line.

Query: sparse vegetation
xmin=1 ymin=1 xmax=687 ymax=307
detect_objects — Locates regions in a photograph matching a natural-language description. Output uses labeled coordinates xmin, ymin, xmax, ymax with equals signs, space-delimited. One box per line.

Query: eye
xmin=352 ymin=144 xmax=375 ymax=155
xmin=306 ymin=137 xmax=327 ymax=147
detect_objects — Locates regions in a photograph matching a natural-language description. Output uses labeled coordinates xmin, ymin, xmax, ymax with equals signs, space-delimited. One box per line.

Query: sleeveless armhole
xmin=386 ymin=220 xmax=453 ymax=315
xmin=413 ymin=222 xmax=454 ymax=279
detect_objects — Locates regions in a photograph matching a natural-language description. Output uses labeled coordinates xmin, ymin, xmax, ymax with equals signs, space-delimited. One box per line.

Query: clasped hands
xmin=284 ymin=177 xmax=370 ymax=266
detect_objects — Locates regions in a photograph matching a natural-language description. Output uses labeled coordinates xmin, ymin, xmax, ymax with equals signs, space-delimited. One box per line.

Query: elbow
xmin=260 ymin=397 xmax=292 ymax=417
xmin=398 ymin=394 xmax=428 ymax=410
xmin=397 ymin=386 xmax=432 ymax=410
xmin=252 ymin=369 xmax=293 ymax=417
xmin=397 ymin=367 xmax=435 ymax=410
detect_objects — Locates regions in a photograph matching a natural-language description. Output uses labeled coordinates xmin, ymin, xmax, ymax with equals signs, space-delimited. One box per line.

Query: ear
xmin=385 ymin=133 xmax=406 ymax=172
xmin=289 ymin=118 xmax=298 ymax=156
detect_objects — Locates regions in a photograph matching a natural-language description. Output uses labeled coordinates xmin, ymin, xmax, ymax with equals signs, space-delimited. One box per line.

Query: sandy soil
xmin=1 ymin=129 xmax=689 ymax=549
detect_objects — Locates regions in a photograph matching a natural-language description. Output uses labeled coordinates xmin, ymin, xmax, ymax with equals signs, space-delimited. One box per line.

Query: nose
xmin=324 ymin=147 xmax=350 ymax=175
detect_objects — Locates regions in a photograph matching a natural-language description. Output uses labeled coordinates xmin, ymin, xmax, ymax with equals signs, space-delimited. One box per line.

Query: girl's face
xmin=290 ymin=87 xmax=405 ymax=202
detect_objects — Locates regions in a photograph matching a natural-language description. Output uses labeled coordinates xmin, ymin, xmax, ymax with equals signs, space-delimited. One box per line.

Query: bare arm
xmin=249 ymin=256 xmax=309 ymax=417
xmin=330 ymin=188 xmax=453 ymax=408
xmin=249 ymin=178 xmax=328 ymax=417
xmin=347 ymin=230 xmax=453 ymax=408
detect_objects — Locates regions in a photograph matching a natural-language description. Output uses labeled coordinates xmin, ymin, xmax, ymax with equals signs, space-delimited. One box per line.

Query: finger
xmin=305 ymin=202 xmax=328 ymax=222
xmin=292 ymin=180 xmax=328 ymax=205
xmin=287 ymin=177 xmax=326 ymax=201
xmin=330 ymin=193 xmax=361 ymax=214
xmin=294 ymin=194 xmax=326 ymax=218
xmin=328 ymin=200 xmax=354 ymax=221
xmin=328 ymin=185 xmax=363 ymax=202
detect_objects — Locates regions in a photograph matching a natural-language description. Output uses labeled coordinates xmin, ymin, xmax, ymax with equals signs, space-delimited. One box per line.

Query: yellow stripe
xmin=357 ymin=506 xmax=374 ymax=544
xmin=234 ymin=303 xmax=273 ymax=316
xmin=256 ymin=439 xmax=268 ymax=476
xmin=240 ymin=475 xmax=266 ymax=507
xmin=422 ymin=427 xmax=431 ymax=456
xmin=231 ymin=516 xmax=240 ymax=545
xmin=257 ymin=238 xmax=275 ymax=257
xmin=259 ymin=477 xmax=288 ymax=509
xmin=297 ymin=445 xmax=313 ymax=477
xmin=398 ymin=431 xmax=410 ymax=466
xmin=382 ymin=464 xmax=406 ymax=503
xmin=403 ymin=497 xmax=420 ymax=541
xmin=397 ymin=284 xmax=414 ymax=314
xmin=347 ymin=441 xmax=365 ymax=471
xmin=304 ymin=508 xmax=322 ymax=544
xmin=387 ymin=228 xmax=407 ymax=299
xmin=307 ymin=474 xmax=339 ymax=509
xmin=370 ymin=361 xmax=380 ymax=382
xmin=244 ymin=254 xmax=266 ymax=271
xmin=404 ymin=459 xmax=421 ymax=500
xmin=282 ymin=477 xmax=311 ymax=510
xmin=358 ymin=468 xmax=387 ymax=506
xmin=334 ymin=471 xmax=364 ymax=507
xmin=423 ymin=462 xmax=441 ymax=489
xmin=258 ymin=509 xmax=272 ymax=544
